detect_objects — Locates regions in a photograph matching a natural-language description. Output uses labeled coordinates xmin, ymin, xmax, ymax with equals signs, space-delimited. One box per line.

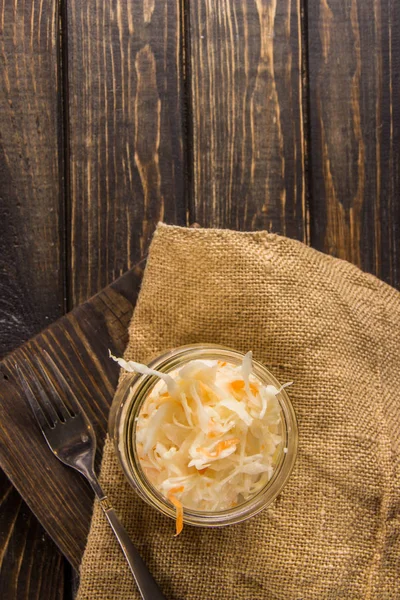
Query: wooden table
xmin=0 ymin=1 xmax=399 ymax=598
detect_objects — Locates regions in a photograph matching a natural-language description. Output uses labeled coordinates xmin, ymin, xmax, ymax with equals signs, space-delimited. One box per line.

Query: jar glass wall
xmin=109 ymin=344 xmax=298 ymax=528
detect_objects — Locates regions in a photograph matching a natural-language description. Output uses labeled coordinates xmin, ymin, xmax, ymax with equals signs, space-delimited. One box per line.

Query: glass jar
xmin=109 ymin=344 xmax=298 ymax=528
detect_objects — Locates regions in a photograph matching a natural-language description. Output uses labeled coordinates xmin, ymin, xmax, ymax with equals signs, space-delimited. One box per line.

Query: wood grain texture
xmin=188 ymin=0 xmax=307 ymax=238
xmin=67 ymin=0 xmax=186 ymax=306
xmin=0 ymin=267 xmax=142 ymax=569
xmin=0 ymin=0 xmax=65 ymax=357
xmin=307 ymin=0 xmax=400 ymax=287
xmin=0 ymin=471 xmax=64 ymax=600
xmin=0 ymin=1 xmax=68 ymax=597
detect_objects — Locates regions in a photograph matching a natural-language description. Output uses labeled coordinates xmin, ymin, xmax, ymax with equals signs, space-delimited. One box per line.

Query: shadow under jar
xmin=109 ymin=344 xmax=298 ymax=528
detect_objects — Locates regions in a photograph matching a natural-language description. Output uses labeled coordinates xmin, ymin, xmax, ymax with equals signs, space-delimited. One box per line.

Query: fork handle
xmin=89 ymin=478 xmax=167 ymax=600
xmin=102 ymin=503 xmax=167 ymax=600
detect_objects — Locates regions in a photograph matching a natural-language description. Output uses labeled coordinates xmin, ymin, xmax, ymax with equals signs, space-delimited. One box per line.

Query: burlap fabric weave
xmin=77 ymin=224 xmax=400 ymax=600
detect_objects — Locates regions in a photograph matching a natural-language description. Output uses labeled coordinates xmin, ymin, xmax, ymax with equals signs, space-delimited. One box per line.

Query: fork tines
xmin=16 ymin=351 xmax=82 ymax=429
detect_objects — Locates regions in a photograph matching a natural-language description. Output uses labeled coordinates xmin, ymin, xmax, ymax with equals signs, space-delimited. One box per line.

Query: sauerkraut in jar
xmin=110 ymin=349 xmax=293 ymax=535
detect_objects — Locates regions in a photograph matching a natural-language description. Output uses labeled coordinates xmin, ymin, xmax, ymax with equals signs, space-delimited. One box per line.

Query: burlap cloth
xmin=77 ymin=224 xmax=400 ymax=600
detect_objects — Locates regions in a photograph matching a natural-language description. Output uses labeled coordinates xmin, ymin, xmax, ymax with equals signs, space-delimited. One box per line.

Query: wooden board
xmin=66 ymin=0 xmax=187 ymax=307
xmin=307 ymin=0 xmax=400 ymax=288
xmin=188 ymin=0 xmax=308 ymax=240
xmin=0 ymin=267 xmax=143 ymax=570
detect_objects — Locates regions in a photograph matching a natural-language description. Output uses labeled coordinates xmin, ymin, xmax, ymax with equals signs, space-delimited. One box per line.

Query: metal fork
xmin=16 ymin=351 xmax=167 ymax=600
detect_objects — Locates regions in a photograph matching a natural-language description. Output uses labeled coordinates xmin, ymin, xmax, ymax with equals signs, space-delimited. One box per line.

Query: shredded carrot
xmin=168 ymin=485 xmax=184 ymax=494
xmin=167 ymin=486 xmax=184 ymax=536
xmin=218 ymin=361 xmax=227 ymax=367
xmin=230 ymin=380 xmax=258 ymax=395
xmin=198 ymin=438 xmax=240 ymax=458
xmin=230 ymin=380 xmax=244 ymax=392
xmin=198 ymin=467 xmax=208 ymax=475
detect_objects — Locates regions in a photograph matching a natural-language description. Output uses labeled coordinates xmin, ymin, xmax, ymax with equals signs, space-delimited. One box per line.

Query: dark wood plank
xmin=307 ymin=0 xmax=400 ymax=287
xmin=0 ymin=471 xmax=64 ymax=600
xmin=188 ymin=0 xmax=307 ymax=238
xmin=0 ymin=0 xmax=65 ymax=356
xmin=66 ymin=0 xmax=186 ymax=306
xmin=0 ymin=1 xmax=67 ymax=597
xmin=0 ymin=267 xmax=143 ymax=570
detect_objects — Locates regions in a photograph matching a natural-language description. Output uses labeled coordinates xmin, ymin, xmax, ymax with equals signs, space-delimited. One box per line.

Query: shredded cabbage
xmin=112 ymin=351 xmax=291 ymax=533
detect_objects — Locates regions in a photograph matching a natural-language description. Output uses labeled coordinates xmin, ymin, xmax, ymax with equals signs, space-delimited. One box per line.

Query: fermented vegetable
xmin=110 ymin=351 xmax=290 ymax=535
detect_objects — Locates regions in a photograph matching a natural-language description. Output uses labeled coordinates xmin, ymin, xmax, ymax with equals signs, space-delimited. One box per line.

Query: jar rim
xmin=109 ymin=344 xmax=298 ymax=527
